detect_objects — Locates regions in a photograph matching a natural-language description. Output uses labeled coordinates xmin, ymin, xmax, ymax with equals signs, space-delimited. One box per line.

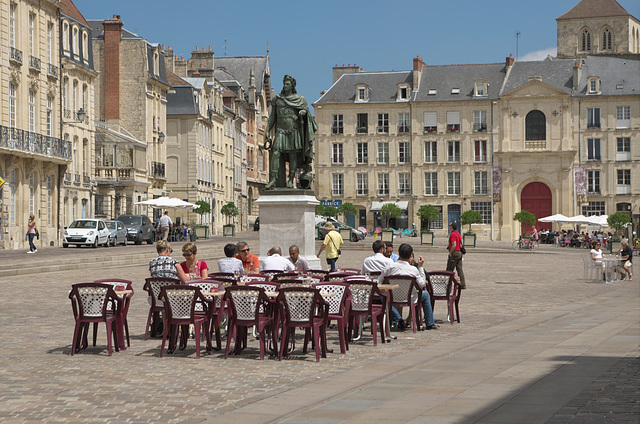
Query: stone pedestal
xmin=255 ymin=189 xmax=321 ymax=269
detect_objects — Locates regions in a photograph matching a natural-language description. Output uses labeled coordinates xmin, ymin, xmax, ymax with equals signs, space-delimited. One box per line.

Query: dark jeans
xmin=446 ymin=250 xmax=465 ymax=288
xmin=28 ymin=233 xmax=36 ymax=252
xmin=326 ymin=257 xmax=338 ymax=272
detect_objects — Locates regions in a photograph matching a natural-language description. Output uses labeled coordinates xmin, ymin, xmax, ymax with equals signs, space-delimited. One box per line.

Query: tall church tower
xmin=556 ymin=0 xmax=640 ymax=58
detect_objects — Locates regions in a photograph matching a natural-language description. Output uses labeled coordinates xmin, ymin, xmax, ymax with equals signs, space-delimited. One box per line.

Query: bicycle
xmin=512 ymin=235 xmax=539 ymax=251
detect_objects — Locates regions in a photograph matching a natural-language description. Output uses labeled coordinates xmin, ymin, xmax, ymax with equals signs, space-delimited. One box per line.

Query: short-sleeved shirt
xmin=323 ymin=230 xmax=344 ymax=259
xmin=448 ymin=231 xmax=462 ymax=251
xmin=218 ymin=257 xmax=244 ymax=275
xmin=149 ymin=256 xmax=179 ymax=278
xmin=179 ymin=260 xmax=208 ymax=280
xmin=620 ymin=246 xmax=633 ymax=263
xmin=590 ymin=248 xmax=603 ymax=260
xmin=262 ymin=254 xmax=295 ymax=272
xmin=288 ymin=256 xmax=311 ymax=271
xmin=236 ymin=252 xmax=260 ymax=272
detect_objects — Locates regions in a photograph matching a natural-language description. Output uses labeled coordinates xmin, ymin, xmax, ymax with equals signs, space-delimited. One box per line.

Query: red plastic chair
xmin=337 ymin=268 xmax=360 ymax=273
xmin=383 ymin=275 xmax=423 ymax=332
xmin=69 ymin=283 xmax=121 ymax=356
xmin=277 ymin=287 xmax=329 ymax=362
xmin=307 ymin=269 xmax=329 ymax=280
xmin=272 ymin=272 xmax=301 ymax=281
xmin=347 ymin=281 xmax=386 ymax=346
xmin=313 ymin=282 xmax=351 ymax=354
xmin=210 ymin=272 xmax=236 ymax=279
xmin=239 ymin=273 xmax=269 ymax=283
xmin=262 ymin=269 xmax=284 ymax=280
xmin=273 ymin=278 xmax=308 ymax=288
xmin=426 ymin=271 xmax=462 ymax=324
xmin=143 ymin=277 xmax=181 ymax=340
xmin=224 ymin=286 xmax=277 ymax=360
xmin=326 ymin=272 xmax=358 ymax=282
xmin=94 ymin=279 xmax=134 ymax=348
xmin=187 ymin=280 xmax=222 ymax=350
xmin=158 ymin=285 xmax=213 ymax=358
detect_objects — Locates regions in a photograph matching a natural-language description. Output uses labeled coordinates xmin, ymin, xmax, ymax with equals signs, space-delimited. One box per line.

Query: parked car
xmin=63 ymin=219 xmax=111 ymax=248
xmin=316 ymin=218 xmax=365 ymax=242
xmin=105 ymin=220 xmax=128 ymax=246
xmin=117 ymin=215 xmax=155 ymax=245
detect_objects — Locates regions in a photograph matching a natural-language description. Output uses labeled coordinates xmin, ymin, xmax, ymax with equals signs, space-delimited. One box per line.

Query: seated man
xmin=262 ymin=246 xmax=295 ymax=272
xmin=362 ymin=240 xmax=393 ymax=274
xmin=218 ymin=243 xmax=244 ymax=275
xmin=378 ymin=243 xmax=437 ymax=330
xmin=287 ymin=245 xmax=310 ymax=271
xmin=384 ymin=242 xmax=399 ymax=262
xmin=235 ymin=241 xmax=260 ymax=274
xmin=617 ymin=239 xmax=633 ymax=281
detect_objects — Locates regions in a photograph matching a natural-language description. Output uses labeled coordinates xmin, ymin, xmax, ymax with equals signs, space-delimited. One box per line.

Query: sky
xmin=74 ymin=0 xmax=639 ymax=107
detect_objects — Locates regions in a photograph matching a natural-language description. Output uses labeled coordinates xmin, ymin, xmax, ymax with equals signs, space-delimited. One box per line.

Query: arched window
xmin=581 ymin=30 xmax=592 ymax=51
xmin=602 ymin=29 xmax=612 ymax=51
xmin=525 ymin=110 xmax=546 ymax=141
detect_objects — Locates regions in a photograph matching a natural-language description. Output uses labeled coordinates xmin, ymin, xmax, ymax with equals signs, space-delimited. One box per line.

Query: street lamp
xmin=158 ymin=131 xmax=165 ymax=143
xmin=63 ymin=107 xmax=86 ymax=124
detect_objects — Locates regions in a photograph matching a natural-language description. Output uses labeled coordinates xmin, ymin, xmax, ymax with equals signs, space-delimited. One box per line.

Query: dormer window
xmin=474 ymin=81 xmax=487 ymax=97
xmin=428 ymin=89 xmax=437 ymax=96
xmin=588 ymin=77 xmax=600 ymax=94
xmin=355 ymin=84 xmax=369 ymax=102
xmin=397 ymin=83 xmax=410 ymax=101
xmin=451 ymin=88 xmax=460 ymax=95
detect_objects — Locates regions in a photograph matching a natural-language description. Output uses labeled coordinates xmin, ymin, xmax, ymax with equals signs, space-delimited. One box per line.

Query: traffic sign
xmin=0 ymin=176 xmax=4 ymax=188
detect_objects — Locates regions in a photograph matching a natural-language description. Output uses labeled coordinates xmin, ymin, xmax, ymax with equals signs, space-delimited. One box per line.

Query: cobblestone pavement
xmin=0 ymin=232 xmax=637 ymax=423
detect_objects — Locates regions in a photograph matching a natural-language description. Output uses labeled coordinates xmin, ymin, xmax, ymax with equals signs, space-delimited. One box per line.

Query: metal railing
xmin=10 ymin=47 xmax=23 ymax=64
xmin=152 ymin=161 xmax=165 ymax=178
xmin=29 ymin=55 xmax=41 ymax=71
xmin=0 ymin=125 xmax=71 ymax=160
xmin=48 ymin=63 xmax=58 ymax=78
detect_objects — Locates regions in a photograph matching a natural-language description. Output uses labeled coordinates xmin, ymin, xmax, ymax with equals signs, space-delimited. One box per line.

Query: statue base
xmin=255 ymin=190 xmax=320 ymax=269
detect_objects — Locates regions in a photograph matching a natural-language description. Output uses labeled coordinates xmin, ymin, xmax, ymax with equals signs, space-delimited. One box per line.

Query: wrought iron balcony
xmin=74 ymin=174 xmax=81 ymax=184
xmin=64 ymin=172 xmax=72 ymax=183
xmin=447 ymin=124 xmax=460 ymax=132
xmin=423 ymin=126 xmax=437 ymax=133
xmin=152 ymin=161 xmax=165 ymax=179
xmin=48 ymin=63 xmax=58 ymax=78
xmin=398 ymin=125 xmax=411 ymax=134
xmin=29 ymin=55 xmax=41 ymax=71
xmin=0 ymin=125 xmax=71 ymax=160
xmin=83 ymin=174 xmax=91 ymax=185
xmin=10 ymin=47 xmax=23 ymax=65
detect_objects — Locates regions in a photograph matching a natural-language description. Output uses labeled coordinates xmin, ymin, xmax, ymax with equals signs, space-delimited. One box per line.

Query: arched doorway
xmin=520 ymin=182 xmax=552 ymax=232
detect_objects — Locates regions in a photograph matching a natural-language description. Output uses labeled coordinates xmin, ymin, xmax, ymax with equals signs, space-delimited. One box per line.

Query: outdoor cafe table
xmin=601 ymin=255 xmax=624 ymax=284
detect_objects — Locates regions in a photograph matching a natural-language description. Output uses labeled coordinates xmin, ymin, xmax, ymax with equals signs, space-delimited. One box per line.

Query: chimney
xmin=573 ymin=61 xmax=582 ymax=91
xmin=103 ymin=15 xmax=123 ymax=120
xmin=248 ymin=68 xmax=256 ymax=106
xmin=163 ymin=45 xmax=175 ymax=73
xmin=332 ymin=63 xmax=361 ymax=84
xmin=506 ymin=54 xmax=515 ymax=68
xmin=413 ymin=56 xmax=425 ymax=91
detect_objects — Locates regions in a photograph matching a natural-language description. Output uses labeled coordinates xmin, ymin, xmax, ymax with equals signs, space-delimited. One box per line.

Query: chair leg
xmin=337 ymin=320 xmax=346 ymax=354
xmin=160 ymin=322 xmax=169 ymax=357
xmin=279 ymin=326 xmax=289 ymax=360
xmin=71 ymin=321 xmax=82 ymax=355
xmin=145 ymin=310 xmax=153 ymax=340
xmin=455 ymin=299 xmax=461 ymax=323
xmin=105 ymin=320 xmax=113 ymax=356
xmin=92 ymin=322 xmax=98 ymax=346
xmin=124 ymin=319 xmax=130 ymax=347
xmin=194 ymin=321 xmax=201 ymax=359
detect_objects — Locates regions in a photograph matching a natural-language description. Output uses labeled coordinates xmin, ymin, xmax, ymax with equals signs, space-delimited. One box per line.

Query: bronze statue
xmin=264 ymin=75 xmax=317 ymax=190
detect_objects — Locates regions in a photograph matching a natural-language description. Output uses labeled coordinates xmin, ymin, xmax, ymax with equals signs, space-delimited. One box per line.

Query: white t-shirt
xmin=590 ymin=248 xmax=603 ymax=260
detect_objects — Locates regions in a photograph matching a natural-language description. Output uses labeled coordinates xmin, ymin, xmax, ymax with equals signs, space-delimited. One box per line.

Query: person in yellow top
xmin=317 ymin=221 xmax=344 ymax=272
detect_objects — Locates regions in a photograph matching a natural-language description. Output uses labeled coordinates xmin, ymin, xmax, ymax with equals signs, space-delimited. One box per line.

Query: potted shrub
xmin=221 ymin=201 xmax=239 ymax=237
xmin=460 ymin=210 xmax=483 ymax=247
xmin=607 ymin=212 xmax=631 ymax=253
xmin=315 ymin=204 xmax=326 ymax=217
xmin=380 ymin=203 xmax=402 ymax=243
xmin=513 ymin=210 xmax=536 ymax=237
xmin=193 ymin=200 xmax=211 ymax=239
xmin=417 ymin=205 xmax=441 ymax=245
xmin=337 ymin=203 xmax=358 ymax=241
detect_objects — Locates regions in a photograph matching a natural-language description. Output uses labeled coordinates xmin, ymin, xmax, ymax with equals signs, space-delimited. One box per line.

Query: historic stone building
xmin=88 ymin=16 xmax=170 ymax=221
xmin=0 ymin=0 xmax=71 ymax=250
xmin=314 ymin=0 xmax=639 ymax=241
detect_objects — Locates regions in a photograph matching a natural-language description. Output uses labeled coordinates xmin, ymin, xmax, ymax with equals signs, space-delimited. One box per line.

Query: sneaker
xmin=27 ymin=251 xmax=33 ymax=254
xmin=33 ymin=249 xmax=38 ymax=253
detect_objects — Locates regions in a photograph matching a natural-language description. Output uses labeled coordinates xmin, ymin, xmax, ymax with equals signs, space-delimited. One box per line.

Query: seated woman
xmin=590 ymin=241 xmax=605 ymax=281
xmin=178 ymin=242 xmax=209 ymax=282
xmin=149 ymin=240 xmax=180 ymax=278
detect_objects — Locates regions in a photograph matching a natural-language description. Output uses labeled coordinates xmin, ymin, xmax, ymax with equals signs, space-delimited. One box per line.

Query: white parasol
xmin=134 ymin=197 xmax=197 ymax=209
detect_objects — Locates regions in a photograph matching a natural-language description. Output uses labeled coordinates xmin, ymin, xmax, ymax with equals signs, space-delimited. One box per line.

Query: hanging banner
xmin=574 ymin=167 xmax=588 ymax=205
xmin=492 ymin=166 xmax=502 ymax=203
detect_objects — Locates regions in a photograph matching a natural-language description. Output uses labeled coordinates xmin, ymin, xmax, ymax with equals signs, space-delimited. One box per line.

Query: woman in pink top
xmin=178 ymin=242 xmax=209 ymax=282
xmin=27 ymin=214 xmax=37 ymax=253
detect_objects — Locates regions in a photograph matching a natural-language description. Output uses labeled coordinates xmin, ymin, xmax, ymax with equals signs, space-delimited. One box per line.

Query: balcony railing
xmin=423 ymin=126 xmax=437 ymax=133
xmin=64 ymin=172 xmax=72 ymax=183
xmin=525 ymin=141 xmax=547 ymax=150
xmin=74 ymin=174 xmax=81 ymax=184
xmin=0 ymin=125 xmax=71 ymax=160
xmin=29 ymin=55 xmax=41 ymax=71
xmin=377 ymin=126 xmax=389 ymax=134
xmin=10 ymin=47 xmax=23 ymax=65
xmin=48 ymin=63 xmax=58 ymax=78
xmin=356 ymin=126 xmax=368 ymax=134
xmin=447 ymin=124 xmax=460 ymax=132
xmin=83 ymin=174 xmax=91 ymax=185
xmin=398 ymin=125 xmax=411 ymax=134
xmin=474 ymin=124 xmax=487 ymax=132
xmin=94 ymin=167 xmax=135 ymax=181
xmin=152 ymin=161 xmax=165 ymax=179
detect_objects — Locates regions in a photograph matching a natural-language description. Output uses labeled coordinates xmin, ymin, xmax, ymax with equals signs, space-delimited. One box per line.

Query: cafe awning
xmin=370 ymin=201 xmax=409 ymax=212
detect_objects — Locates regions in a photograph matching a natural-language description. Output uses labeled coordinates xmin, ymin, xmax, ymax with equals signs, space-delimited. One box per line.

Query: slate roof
xmin=577 ymin=56 xmax=640 ymax=96
xmin=501 ymin=59 xmax=576 ymax=95
xmin=415 ymin=63 xmax=505 ymax=102
xmin=214 ymin=56 xmax=270 ymax=95
xmin=60 ymin=0 xmax=89 ymax=27
xmin=315 ymin=71 xmax=412 ymax=105
xmin=87 ymin=20 xmax=143 ymax=40
xmin=183 ymin=77 xmax=207 ymax=91
xmin=557 ymin=0 xmax=632 ymax=20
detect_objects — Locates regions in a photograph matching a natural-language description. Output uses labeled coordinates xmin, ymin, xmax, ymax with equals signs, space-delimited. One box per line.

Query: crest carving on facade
xmin=47 ymin=82 xmax=58 ymax=98
xmin=28 ymin=76 xmax=39 ymax=92
xmin=10 ymin=68 xmax=21 ymax=85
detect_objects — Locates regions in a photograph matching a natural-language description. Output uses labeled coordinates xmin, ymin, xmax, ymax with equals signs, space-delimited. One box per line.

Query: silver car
xmin=316 ymin=218 xmax=366 ymax=242
xmin=105 ymin=220 xmax=128 ymax=246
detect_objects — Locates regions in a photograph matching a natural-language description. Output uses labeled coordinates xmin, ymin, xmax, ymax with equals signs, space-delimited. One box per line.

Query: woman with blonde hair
xmin=27 ymin=214 xmax=37 ymax=253
xmin=149 ymin=240 xmax=180 ymax=278
xmin=178 ymin=242 xmax=209 ymax=282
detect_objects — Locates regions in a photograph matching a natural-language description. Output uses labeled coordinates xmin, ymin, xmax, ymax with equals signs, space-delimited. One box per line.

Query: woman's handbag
xmin=35 ymin=228 xmax=40 ymax=240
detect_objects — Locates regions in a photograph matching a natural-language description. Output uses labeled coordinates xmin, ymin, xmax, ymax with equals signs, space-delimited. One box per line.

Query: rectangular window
xmin=423 ymin=111 xmax=437 ymax=133
xmin=29 ymin=13 xmax=35 ymax=56
xmin=587 ymin=138 xmax=601 ymax=161
xmin=447 ymin=172 xmax=461 ymax=195
xmin=332 ymin=174 xmax=343 ymax=196
xmin=378 ymin=173 xmax=389 ymax=196
xmin=82 ymin=199 xmax=87 ymax=219
xmin=447 ymin=141 xmax=460 ymax=163
xmin=357 ymin=142 xmax=368 ymax=164
xmin=617 ymin=137 xmax=631 ymax=161
xmin=475 ymin=82 xmax=486 ymax=96
xmin=28 ymin=89 xmax=35 ymax=133
xmin=357 ymin=87 xmax=366 ymax=101
xmin=398 ymin=172 xmax=411 ymax=195
xmin=377 ymin=142 xmax=389 ymax=164
xmin=377 ymin=113 xmax=389 ymax=134
xmin=357 ymin=113 xmax=368 ymax=134
xmin=10 ymin=169 xmax=16 ymax=226
xmin=590 ymin=80 xmax=597 ymax=92
xmin=29 ymin=173 xmax=35 ymax=215
xmin=399 ymin=86 xmax=408 ymax=99
xmin=398 ymin=112 xmax=410 ymax=134
xmin=471 ymin=201 xmax=492 ymax=224
xmin=47 ymin=176 xmax=52 ymax=226
xmin=10 ymin=3 xmax=16 ymax=48
xmin=617 ymin=169 xmax=631 ymax=194
xmin=616 ymin=106 xmax=630 ymax=129
xmin=473 ymin=111 xmax=487 ymax=131
xmin=588 ymin=170 xmax=600 ymax=194
xmin=474 ymin=140 xmax=488 ymax=163
xmin=83 ymin=140 xmax=88 ymax=174
xmin=332 ymin=114 xmax=343 ymax=134
xmin=587 ymin=108 xmax=600 ymax=129
xmin=582 ymin=201 xmax=605 ymax=216
xmin=474 ymin=171 xmax=488 ymax=195
xmin=47 ymin=22 xmax=53 ymax=63
xmin=46 ymin=95 xmax=53 ymax=136
xmin=430 ymin=205 xmax=444 ymax=229
xmin=332 ymin=143 xmax=343 ymax=164
xmin=424 ymin=172 xmax=438 ymax=195
xmin=446 ymin=111 xmax=460 ymax=132
xmin=398 ymin=142 xmax=410 ymax=164
xmin=357 ymin=173 xmax=368 ymax=196
xmin=9 ymin=82 xmax=16 ymax=130
xmin=424 ymin=141 xmax=437 ymax=163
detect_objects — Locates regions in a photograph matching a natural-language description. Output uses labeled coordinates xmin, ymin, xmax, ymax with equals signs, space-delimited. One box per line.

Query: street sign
xmin=0 ymin=176 xmax=4 ymax=188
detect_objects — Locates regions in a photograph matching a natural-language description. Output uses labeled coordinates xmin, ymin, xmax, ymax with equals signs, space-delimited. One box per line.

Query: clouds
xmin=520 ymin=47 xmax=557 ymax=61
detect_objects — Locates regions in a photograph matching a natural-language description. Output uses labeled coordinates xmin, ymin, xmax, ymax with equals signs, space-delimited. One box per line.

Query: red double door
xmin=520 ymin=182 xmax=552 ymax=232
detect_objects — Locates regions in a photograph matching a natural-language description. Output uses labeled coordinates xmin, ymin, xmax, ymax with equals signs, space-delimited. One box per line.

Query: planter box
xmin=195 ymin=225 xmax=209 ymax=240
xmin=421 ymin=231 xmax=434 ymax=245
xmin=339 ymin=228 xmax=352 ymax=241
xmin=223 ymin=224 xmax=235 ymax=237
xmin=381 ymin=230 xmax=394 ymax=243
xmin=463 ymin=233 xmax=476 ymax=248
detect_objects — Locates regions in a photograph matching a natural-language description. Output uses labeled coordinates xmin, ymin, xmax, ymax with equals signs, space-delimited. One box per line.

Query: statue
xmin=264 ymin=75 xmax=317 ymax=190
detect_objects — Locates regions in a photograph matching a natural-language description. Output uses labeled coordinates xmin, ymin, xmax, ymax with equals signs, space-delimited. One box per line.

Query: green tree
xmin=315 ymin=204 xmax=326 ymax=216
xmin=607 ymin=212 xmax=631 ymax=238
xmin=220 ymin=202 xmax=239 ymax=225
xmin=513 ymin=210 xmax=536 ymax=235
xmin=337 ymin=202 xmax=358 ymax=225
xmin=417 ymin=205 xmax=441 ymax=232
xmin=324 ymin=206 xmax=338 ymax=218
xmin=380 ymin=203 xmax=402 ymax=229
xmin=193 ymin=200 xmax=211 ymax=215
xmin=460 ymin=210 xmax=483 ymax=234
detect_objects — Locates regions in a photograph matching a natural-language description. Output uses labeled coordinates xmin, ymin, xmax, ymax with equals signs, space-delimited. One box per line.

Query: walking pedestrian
xmin=26 ymin=214 xmax=37 ymax=253
xmin=446 ymin=221 xmax=466 ymax=289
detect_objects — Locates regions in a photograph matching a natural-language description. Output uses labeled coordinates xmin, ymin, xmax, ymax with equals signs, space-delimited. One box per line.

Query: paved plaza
xmin=0 ymin=232 xmax=638 ymax=423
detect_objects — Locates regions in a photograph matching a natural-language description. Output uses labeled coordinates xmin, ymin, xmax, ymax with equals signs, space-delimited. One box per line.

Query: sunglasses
xmin=183 ymin=253 xmax=194 ymax=257
xmin=240 ymin=248 xmax=250 ymax=252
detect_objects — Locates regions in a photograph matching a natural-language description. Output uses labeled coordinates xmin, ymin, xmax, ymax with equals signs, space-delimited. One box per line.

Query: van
xmin=117 ymin=215 xmax=155 ymax=245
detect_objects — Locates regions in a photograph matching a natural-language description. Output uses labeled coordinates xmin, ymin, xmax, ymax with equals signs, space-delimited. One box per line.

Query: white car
xmin=63 ymin=219 xmax=111 ymax=248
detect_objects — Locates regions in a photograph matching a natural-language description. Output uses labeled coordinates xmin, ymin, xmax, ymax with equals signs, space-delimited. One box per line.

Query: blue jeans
xmin=28 ymin=233 xmax=36 ymax=252
xmin=390 ymin=291 xmax=434 ymax=327
xmin=326 ymin=257 xmax=338 ymax=272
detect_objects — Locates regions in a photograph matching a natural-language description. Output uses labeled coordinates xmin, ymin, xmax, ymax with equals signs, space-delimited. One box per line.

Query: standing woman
xmin=178 ymin=242 xmax=209 ymax=282
xmin=27 ymin=214 xmax=37 ymax=253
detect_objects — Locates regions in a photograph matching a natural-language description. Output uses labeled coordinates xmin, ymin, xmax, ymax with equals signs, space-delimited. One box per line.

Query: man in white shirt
xmin=362 ymin=240 xmax=394 ymax=274
xmin=287 ymin=245 xmax=310 ymax=271
xmin=158 ymin=211 xmax=172 ymax=241
xmin=262 ymin=246 xmax=295 ymax=271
